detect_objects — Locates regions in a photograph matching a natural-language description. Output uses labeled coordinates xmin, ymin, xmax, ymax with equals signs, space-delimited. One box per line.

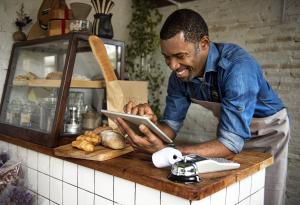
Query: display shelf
xmin=13 ymin=79 xmax=106 ymax=88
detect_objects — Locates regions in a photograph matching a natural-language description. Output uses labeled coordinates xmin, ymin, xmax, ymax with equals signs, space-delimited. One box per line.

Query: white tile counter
xmin=0 ymin=136 xmax=272 ymax=205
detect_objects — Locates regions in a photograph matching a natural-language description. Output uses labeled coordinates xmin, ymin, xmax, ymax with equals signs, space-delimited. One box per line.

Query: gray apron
xmin=191 ymin=98 xmax=290 ymax=205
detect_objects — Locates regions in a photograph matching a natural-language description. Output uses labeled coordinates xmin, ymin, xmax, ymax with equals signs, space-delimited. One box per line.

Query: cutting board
xmin=54 ymin=143 xmax=134 ymax=161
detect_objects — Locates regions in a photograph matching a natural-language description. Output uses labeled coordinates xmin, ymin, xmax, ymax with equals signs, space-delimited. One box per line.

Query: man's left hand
xmin=116 ymin=117 xmax=166 ymax=154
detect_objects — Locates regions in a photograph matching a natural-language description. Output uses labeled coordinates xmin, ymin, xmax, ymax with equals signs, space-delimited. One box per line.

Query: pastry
xmin=46 ymin=71 xmax=63 ymax=80
xmin=76 ymin=133 xmax=101 ymax=145
xmin=72 ymin=139 xmax=95 ymax=152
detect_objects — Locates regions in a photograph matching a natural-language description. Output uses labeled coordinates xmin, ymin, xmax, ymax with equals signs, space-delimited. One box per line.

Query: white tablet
xmin=101 ymin=109 xmax=173 ymax=144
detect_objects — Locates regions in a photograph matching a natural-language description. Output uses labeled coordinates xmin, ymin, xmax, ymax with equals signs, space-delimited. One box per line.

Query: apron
xmin=191 ymin=98 xmax=290 ymax=205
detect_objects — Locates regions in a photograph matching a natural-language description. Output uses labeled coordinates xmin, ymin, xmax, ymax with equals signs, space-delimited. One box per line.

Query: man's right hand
xmin=124 ymin=101 xmax=158 ymax=124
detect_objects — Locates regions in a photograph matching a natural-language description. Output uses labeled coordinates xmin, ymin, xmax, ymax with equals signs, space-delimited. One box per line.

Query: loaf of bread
xmin=100 ymin=130 xmax=126 ymax=150
xmin=72 ymin=140 xmax=95 ymax=152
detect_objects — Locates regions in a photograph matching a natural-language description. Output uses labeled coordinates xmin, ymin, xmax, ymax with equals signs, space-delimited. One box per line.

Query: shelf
xmin=13 ymin=79 xmax=106 ymax=88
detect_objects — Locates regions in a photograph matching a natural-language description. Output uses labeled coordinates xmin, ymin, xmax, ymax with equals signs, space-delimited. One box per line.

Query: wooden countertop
xmin=0 ymin=134 xmax=273 ymax=201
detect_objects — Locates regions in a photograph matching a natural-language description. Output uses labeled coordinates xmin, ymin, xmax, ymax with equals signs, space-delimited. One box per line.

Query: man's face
xmin=160 ymin=32 xmax=208 ymax=81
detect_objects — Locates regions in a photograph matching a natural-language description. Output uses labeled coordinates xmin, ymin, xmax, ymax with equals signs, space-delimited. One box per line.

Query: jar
xmin=7 ymin=100 xmax=21 ymax=126
xmin=20 ymin=103 xmax=32 ymax=128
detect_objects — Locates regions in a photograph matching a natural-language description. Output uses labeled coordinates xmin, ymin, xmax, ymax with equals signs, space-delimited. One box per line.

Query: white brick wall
xmin=157 ymin=1 xmax=300 ymax=204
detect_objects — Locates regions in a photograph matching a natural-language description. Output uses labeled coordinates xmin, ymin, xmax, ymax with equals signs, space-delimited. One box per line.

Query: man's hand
xmin=116 ymin=117 xmax=166 ymax=154
xmin=124 ymin=101 xmax=158 ymax=124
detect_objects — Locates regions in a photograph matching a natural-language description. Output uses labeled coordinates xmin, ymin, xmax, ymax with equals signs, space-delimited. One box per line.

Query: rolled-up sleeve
xmin=162 ymin=73 xmax=191 ymax=134
xmin=218 ymin=60 xmax=260 ymax=153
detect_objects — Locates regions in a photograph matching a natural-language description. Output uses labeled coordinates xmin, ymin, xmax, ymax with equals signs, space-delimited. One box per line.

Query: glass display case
xmin=0 ymin=33 xmax=124 ymax=147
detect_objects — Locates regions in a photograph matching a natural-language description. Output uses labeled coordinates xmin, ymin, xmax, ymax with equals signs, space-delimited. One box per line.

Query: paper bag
xmin=106 ymin=80 xmax=148 ymax=128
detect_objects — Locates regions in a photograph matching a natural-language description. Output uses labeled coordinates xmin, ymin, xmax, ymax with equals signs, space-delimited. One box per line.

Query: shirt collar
xmin=204 ymin=42 xmax=220 ymax=73
xmin=204 ymin=42 xmax=232 ymax=74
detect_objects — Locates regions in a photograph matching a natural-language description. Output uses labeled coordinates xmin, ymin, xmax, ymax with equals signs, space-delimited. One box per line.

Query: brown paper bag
xmin=106 ymin=80 xmax=148 ymax=128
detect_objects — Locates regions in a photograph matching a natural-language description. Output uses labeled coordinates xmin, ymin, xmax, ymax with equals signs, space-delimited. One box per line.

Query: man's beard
xmin=176 ymin=66 xmax=194 ymax=82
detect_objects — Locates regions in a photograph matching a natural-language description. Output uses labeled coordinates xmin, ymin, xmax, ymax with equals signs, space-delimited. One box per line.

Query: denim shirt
xmin=162 ymin=42 xmax=284 ymax=153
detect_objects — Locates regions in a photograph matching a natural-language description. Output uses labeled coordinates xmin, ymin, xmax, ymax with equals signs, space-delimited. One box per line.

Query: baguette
xmin=88 ymin=35 xmax=117 ymax=82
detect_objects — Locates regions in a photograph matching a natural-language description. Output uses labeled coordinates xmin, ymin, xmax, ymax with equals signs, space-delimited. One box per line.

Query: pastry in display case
xmin=0 ymin=33 xmax=124 ymax=147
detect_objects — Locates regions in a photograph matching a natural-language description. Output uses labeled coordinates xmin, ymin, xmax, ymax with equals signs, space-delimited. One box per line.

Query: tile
xmin=0 ymin=140 xmax=8 ymax=152
xmin=27 ymin=149 xmax=38 ymax=170
xmin=50 ymin=157 xmax=63 ymax=180
xmin=239 ymin=197 xmax=250 ymax=205
xmin=114 ymin=176 xmax=135 ymax=205
xmin=27 ymin=167 xmax=38 ymax=193
xmin=190 ymin=196 xmax=210 ymax=205
xmin=38 ymin=195 xmax=50 ymax=205
xmin=239 ymin=176 xmax=251 ymax=202
xmin=17 ymin=146 xmax=27 ymax=166
xmin=226 ymin=182 xmax=239 ymax=205
xmin=38 ymin=153 xmax=50 ymax=174
xmin=8 ymin=143 xmax=18 ymax=160
xmin=211 ymin=188 xmax=226 ymax=205
xmin=95 ymin=195 xmax=113 ymax=205
xmin=95 ymin=171 xmax=113 ymax=200
xmin=63 ymin=161 xmax=78 ymax=186
xmin=38 ymin=172 xmax=50 ymax=198
xmin=50 ymin=177 xmax=63 ymax=205
xmin=251 ymin=169 xmax=265 ymax=194
xmin=250 ymin=188 xmax=264 ymax=205
xmin=136 ymin=183 xmax=160 ymax=205
xmin=78 ymin=188 xmax=94 ymax=205
xmin=161 ymin=191 xmax=190 ymax=205
xmin=78 ymin=165 xmax=94 ymax=193
xmin=63 ymin=182 xmax=77 ymax=205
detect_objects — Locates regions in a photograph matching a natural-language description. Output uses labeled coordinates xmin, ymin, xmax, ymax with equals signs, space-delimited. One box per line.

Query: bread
xmin=76 ymin=133 xmax=101 ymax=145
xmin=100 ymin=130 xmax=126 ymax=150
xmin=15 ymin=72 xmax=39 ymax=80
xmin=92 ymin=126 xmax=113 ymax=135
xmin=72 ymin=140 xmax=95 ymax=152
xmin=88 ymin=35 xmax=117 ymax=82
xmin=46 ymin=71 xmax=63 ymax=80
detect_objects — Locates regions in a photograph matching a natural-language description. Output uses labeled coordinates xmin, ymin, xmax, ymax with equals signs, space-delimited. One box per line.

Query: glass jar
xmin=20 ymin=103 xmax=32 ymax=128
xmin=6 ymin=100 xmax=21 ymax=126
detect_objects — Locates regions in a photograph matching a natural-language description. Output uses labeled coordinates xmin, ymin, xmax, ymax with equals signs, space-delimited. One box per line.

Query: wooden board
xmin=54 ymin=143 xmax=134 ymax=161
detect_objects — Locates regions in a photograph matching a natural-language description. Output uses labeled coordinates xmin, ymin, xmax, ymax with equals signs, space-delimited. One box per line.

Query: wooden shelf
xmin=13 ymin=79 xmax=106 ymax=88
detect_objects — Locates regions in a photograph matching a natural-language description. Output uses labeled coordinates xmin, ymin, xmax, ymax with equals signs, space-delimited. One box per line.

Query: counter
xmin=0 ymin=134 xmax=273 ymax=205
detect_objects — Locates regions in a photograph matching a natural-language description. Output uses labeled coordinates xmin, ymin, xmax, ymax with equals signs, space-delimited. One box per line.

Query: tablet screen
xmin=101 ymin=110 xmax=173 ymax=144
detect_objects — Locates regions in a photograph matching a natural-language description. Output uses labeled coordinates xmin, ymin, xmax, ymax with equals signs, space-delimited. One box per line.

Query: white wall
xmin=0 ymin=0 xmax=132 ymax=98
xmin=156 ymin=1 xmax=300 ymax=204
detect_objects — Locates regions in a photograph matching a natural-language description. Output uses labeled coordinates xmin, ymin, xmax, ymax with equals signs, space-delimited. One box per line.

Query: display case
xmin=0 ymin=33 xmax=124 ymax=147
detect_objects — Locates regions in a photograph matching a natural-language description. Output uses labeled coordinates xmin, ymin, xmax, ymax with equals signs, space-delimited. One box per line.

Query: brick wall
xmin=157 ymin=0 xmax=300 ymax=204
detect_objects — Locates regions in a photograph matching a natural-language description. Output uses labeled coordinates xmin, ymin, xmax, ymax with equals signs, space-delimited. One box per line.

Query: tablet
xmin=101 ymin=109 xmax=173 ymax=144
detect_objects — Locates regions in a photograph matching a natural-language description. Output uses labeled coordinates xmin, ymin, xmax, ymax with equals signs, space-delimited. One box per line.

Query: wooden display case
xmin=0 ymin=33 xmax=124 ymax=147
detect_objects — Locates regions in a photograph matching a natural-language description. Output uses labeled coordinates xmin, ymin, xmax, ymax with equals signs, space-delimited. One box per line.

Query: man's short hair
xmin=160 ymin=9 xmax=209 ymax=43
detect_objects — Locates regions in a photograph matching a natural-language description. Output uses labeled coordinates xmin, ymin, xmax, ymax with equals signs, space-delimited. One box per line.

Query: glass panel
xmin=61 ymin=40 xmax=117 ymax=135
xmin=0 ymin=39 xmax=69 ymax=133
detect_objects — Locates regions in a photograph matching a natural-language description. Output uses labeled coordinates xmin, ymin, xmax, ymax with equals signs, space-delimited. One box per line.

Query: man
xmin=116 ymin=9 xmax=290 ymax=205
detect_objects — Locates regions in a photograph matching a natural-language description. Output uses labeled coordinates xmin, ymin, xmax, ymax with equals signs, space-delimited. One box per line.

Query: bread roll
xmin=72 ymin=140 xmax=95 ymax=152
xmin=76 ymin=134 xmax=101 ymax=145
xmin=101 ymin=130 xmax=126 ymax=150
xmin=46 ymin=71 xmax=63 ymax=80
